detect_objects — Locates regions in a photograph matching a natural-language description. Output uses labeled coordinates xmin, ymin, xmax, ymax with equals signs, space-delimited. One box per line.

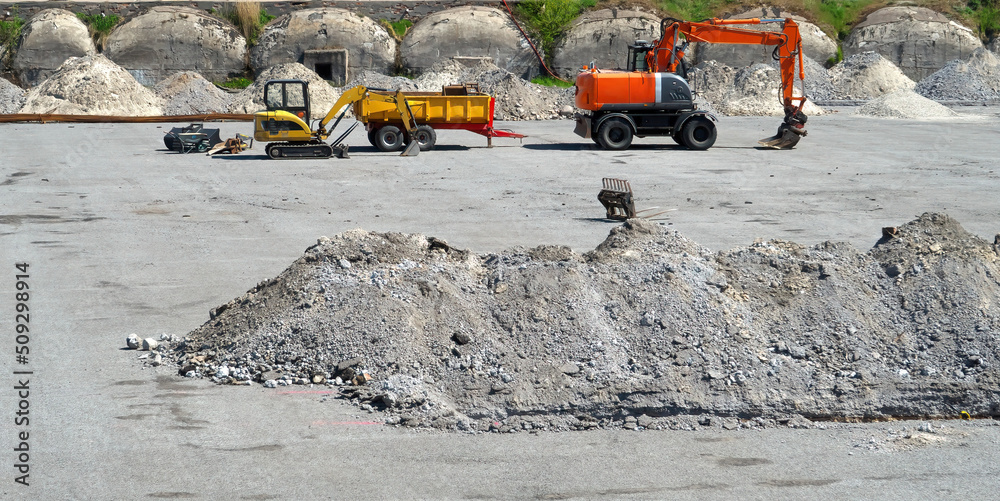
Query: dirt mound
xmin=414 ymin=60 xmax=572 ymax=120
xmin=0 ymin=78 xmax=25 ymax=113
xmin=716 ymin=64 xmax=825 ymax=116
xmin=20 ymin=54 xmax=163 ymax=115
xmin=915 ymin=48 xmax=1000 ymax=101
xmin=228 ymin=63 xmax=342 ymax=117
xmin=155 ymin=72 xmax=231 ymax=115
xmin=855 ymin=89 xmax=958 ymax=118
xmin=829 ymin=51 xmax=916 ymax=100
xmin=165 ymin=213 xmax=1000 ymax=432
xmin=345 ymin=70 xmax=420 ymax=93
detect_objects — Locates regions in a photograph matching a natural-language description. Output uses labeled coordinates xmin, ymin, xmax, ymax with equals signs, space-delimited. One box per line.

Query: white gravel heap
xmin=855 ymin=89 xmax=958 ymax=118
xmin=0 ymin=77 xmax=25 ymax=113
xmin=828 ymin=52 xmax=916 ymax=100
xmin=916 ymin=48 xmax=1000 ymax=102
xmin=716 ymin=64 xmax=825 ymax=116
xmin=20 ymin=54 xmax=163 ymax=115
xmin=229 ymin=63 xmax=343 ymax=117
xmin=155 ymin=71 xmax=232 ymax=115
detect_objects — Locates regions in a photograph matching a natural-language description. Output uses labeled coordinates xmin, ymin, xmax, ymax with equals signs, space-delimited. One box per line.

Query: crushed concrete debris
xmin=154 ymin=213 xmax=1000 ymax=432
xmin=828 ymin=52 xmax=916 ymax=100
xmin=155 ymin=71 xmax=232 ymax=115
xmin=19 ymin=54 xmax=163 ymax=115
xmin=856 ymin=89 xmax=958 ymax=119
xmin=0 ymin=77 xmax=26 ymax=113
xmin=916 ymin=48 xmax=1000 ymax=102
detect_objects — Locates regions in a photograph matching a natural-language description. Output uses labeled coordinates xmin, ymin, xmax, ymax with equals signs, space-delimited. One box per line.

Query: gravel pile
xmin=413 ymin=60 xmax=572 ymax=120
xmin=154 ymin=213 xmax=1000 ymax=432
xmin=715 ymin=64 xmax=825 ymax=116
xmin=155 ymin=71 xmax=232 ymax=115
xmin=0 ymin=77 xmax=25 ymax=113
xmin=228 ymin=63 xmax=343 ymax=117
xmin=19 ymin=54 xmax=163 ymax=115
xmin=915 ymin=48 xmax=1000 ymax=102
xmin=828 ymin=52 xmax=916 ymax=100
xmin=855 ymin=89 xmax=958 ymax=119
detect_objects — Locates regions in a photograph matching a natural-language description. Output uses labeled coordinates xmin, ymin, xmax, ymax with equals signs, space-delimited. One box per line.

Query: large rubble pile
xmin=915 ymin=48 xmax=1000 ymax=102
xmin=0 ymin=77 xmax=25 ymax=113
xmin=828 ymin=51 xmax=916 ymax=100
xmin=149 ymin=213 xmax=1000 ymax=432
xmin=19 ymin=54 xmax=163 ymax=115
xmin=155 ymin=71 xmax=232 ymax=115
xmin=228 ymin=63 xmax=343 ymax=117
xmin=856 ymin=89 xmax=958 ymax=119
xmin=714 ymin=64 xmax=825 ymax=116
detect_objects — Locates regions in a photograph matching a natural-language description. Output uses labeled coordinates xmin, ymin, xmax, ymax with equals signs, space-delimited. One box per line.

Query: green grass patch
xmin=531 ymin=75 xmax=575 ymax=87
xmin=803 ymin=0 xmax=877 ymax=40
xmin=0 ymin=13 xmax=23 ymax=60
xmin=515 ymin=0 xmax=596 ymax=62
xmin=971 ymin=0 xmax=1000 ymax=39
xmin=213 ymin=1 xmax=275 ymax=46
xmin=654 ymin=0 xmax=732 ymax=22
xmin=383 ymin=19 xmax=412 ymax=38
xmin=76 ymin=13 xmax=120 ymax=50
xmin=216 ymin=77 xmax=253 ymax=89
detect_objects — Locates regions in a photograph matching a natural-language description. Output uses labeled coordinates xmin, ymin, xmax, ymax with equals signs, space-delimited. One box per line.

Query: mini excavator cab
xmin=263 ymin=80 xmax=311 ymax=124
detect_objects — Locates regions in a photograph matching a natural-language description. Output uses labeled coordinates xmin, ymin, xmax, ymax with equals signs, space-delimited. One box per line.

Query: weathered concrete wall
xmin=104 ymin=6 xmax=247 ymax=85
xmin=250 ymin=8 xmax=395 ymax=78
xmin=551 ymin=9 xmax=660 ymax=78
xmin=844 ymin=6 xmax=982 ymax=81
xmin=401 ymin=6 xmax=538 ymax=78
xmin=12 ymin=9 xmax=95 ymax=87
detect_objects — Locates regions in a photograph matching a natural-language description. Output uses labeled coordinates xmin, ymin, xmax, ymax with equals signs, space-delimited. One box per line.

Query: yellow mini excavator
xmin=253 ymin=80 xmax=420 ymax=159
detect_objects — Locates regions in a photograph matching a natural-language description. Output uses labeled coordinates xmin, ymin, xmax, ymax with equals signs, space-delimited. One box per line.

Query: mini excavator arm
xmin=651 ymin=18 xmax=808 ymax=148
xmin=317 ymin=86 xmax=421 ymax=156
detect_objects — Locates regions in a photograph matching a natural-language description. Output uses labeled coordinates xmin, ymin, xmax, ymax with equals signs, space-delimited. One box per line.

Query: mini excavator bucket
xmin=759 ymin=105 xmax=808 ymax=149
xmin=598 ymin=178 xmax=637 ymax=220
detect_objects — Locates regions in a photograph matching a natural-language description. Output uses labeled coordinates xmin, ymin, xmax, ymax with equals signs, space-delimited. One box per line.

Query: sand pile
xmin=916 ymin=48 xmax=1000 ymax=102
xmin=162 ymin=213 xmax=1000 ymax=432
xmin=856 ymin=89 xmax=958 ymax=119
xmin=155 ymin=72 xmax=232 ymax=115
xmin=20 ymin=55 xmax=163 ymax=115
xmin=228 ymin=63 xmax=342 ymax=117
xmin=828 ymin=52 xmax=916 ymax=100
xmin=716 ymin=64 xmax=825 ymax=116
xmin=0 ymin=78 xmax=25 ymax=113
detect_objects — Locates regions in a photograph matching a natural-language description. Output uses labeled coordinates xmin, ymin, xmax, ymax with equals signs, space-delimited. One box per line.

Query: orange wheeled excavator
xmin=574 ymin=17 xmax=809 ymax=150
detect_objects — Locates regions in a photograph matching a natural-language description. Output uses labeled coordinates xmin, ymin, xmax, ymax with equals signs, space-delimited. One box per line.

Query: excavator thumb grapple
xmin=759 ymin=105 xmax=808 ymax=149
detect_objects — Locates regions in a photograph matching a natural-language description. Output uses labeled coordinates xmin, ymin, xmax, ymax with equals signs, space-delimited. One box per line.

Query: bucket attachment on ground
xmin=400 ymin=140 xmax=421 ymax=157
xmin=758 ymin=105 xmax=808 ymax=150
xmin=599 ymin=178 xmax=637 ymax=220
xmin=208 ymin=134 xmax=252 ymax=155
xmin=164 ymin=123 xmax=222 ymax=153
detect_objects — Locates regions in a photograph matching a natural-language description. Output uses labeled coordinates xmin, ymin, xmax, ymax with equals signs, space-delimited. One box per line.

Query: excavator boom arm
xmin=318 ymin=86 xmax=419 ymax=138
xmin=651 ymin=18 xmax=805 ymax=108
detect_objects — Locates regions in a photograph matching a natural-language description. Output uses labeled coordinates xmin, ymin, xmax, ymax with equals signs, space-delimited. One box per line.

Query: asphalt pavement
xmin=2 ymin=110 xmax=1000 ymax=499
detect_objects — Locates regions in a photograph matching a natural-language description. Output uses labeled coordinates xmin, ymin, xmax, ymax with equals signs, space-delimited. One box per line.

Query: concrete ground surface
xmin=2 ymin=109 xmax=1000 ymax=499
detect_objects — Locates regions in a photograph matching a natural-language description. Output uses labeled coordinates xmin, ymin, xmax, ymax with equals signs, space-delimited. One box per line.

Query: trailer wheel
xmin=681 ymin=116 xmax=717 ymax=150
xmin=375 ymin=125 xmax=405 ymax=152
xmin=412 ymin=125 xmax=437 ymax=151
xmin=367 ymin=127 xmax=380 ymax=147
xmin=596 ymin=118 xmax=633 ymax=150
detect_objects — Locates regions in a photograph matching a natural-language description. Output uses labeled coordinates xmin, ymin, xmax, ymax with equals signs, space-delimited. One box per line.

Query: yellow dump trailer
xmin=354 ymin=84 xmax=524 ymax=151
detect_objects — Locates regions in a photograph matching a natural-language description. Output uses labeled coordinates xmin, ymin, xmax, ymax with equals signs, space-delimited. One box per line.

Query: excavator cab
xmin=627 ymin=41 xmax=653 ymax=72
xmin=263 ymin=80 xmax=311 ymax=124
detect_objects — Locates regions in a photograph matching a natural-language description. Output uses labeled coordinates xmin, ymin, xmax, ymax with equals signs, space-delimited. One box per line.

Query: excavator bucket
xmin=400 ymin=140 xmax=420 ymax=157
xmin=759 ymin=105 xmax=808 ymax=149
xmin=758 ymin=124 xmax=801 ymax=149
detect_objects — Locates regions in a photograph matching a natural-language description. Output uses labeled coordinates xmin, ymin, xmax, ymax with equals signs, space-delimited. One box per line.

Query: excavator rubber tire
xmin=367 ymin=127 xmax=380 ymax=148
xmin=412 ymin=125 xmax=437 ymax=151
xmin=596 ymin=117 xmax=634 ymax=150
xmin=680 ymin=116 xmax=717 ymax=150
xmin=375 ymin=125 xmax=405 ymax=152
